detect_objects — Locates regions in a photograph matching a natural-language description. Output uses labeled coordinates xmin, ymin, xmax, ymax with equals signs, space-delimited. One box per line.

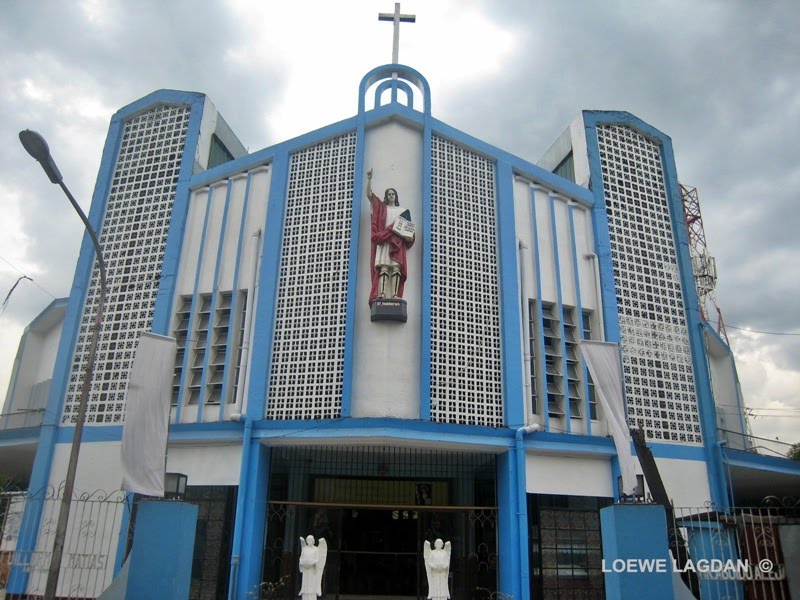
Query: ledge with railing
xmin=0 ymin=410 xmax=45 ymax=431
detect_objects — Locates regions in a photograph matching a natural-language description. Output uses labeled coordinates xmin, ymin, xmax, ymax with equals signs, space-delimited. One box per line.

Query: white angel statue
xmin=423 ymin=539 xmax=451 ymax=600
xmin=298 ymin=535 xmax=327 ymax=600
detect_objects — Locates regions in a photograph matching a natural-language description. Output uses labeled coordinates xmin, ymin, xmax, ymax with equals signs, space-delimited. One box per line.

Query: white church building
xmin=2 ymin=58 xmax=799 ymax=600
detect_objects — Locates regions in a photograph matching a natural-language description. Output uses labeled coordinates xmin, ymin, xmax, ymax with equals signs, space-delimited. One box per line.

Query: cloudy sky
xmin=1 ymin=1 xmax=797 ymax=455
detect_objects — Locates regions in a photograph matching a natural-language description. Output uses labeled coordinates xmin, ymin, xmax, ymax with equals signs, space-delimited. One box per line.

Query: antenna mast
xmin=680 ymin=183 xmax=729 ymax=344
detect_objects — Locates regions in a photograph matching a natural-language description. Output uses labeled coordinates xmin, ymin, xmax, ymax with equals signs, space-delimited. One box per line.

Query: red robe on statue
xmin=369 ymin=192 xmax=414 ymax=306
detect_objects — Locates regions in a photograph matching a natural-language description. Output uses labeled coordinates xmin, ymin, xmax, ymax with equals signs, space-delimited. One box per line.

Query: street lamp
xmin=19 ymin=129 xmax=108 ymax=600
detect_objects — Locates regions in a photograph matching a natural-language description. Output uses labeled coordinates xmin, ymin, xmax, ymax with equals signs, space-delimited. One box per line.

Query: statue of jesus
xmin=366 ymin=168 xmax=415 ymax=305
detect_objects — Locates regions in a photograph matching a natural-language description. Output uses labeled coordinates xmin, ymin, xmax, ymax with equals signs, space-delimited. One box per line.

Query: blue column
xmin=125 ymin=501 xmax=198 ymax=600
xmin=233 ymin=443 xmax=270 ymax=599
xmin=496 ymin=450 xmax=522 ymax=600
xmin=600 ymin=504 xmax=674 ymax=600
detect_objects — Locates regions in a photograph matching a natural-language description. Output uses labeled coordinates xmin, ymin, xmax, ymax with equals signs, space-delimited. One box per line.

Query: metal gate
xmin=670 ymin=497 xmax=799 ymax=600
xmin=0 ymin=486 xmax=127 ymax=599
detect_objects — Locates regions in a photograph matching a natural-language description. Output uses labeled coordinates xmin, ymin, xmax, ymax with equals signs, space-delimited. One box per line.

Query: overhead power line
xmin=725 ymin=323 xmax=800 ymax=337
xmin=0 ymin=254 xmax=56 ymax=300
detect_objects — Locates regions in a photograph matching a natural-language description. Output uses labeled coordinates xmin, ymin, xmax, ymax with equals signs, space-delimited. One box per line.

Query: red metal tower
xmin=680 ymin=184 xmax=729 ymax=344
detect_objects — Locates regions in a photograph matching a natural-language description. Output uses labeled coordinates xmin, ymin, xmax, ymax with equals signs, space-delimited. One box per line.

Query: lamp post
xmin=19 ymin=129 xmax=108 ymax=600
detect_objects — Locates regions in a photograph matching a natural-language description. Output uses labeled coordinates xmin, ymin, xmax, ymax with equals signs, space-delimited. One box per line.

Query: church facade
xmin=3 ymin=64 xmax=798 ymax=600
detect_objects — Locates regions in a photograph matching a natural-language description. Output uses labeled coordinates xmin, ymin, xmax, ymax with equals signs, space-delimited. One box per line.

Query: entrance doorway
xmin=263 ymin=446 xmax=499 ymax=599
xmin=338 ymin=508 xmax=418 ymax=598
xmin=263 ymin=503 xmax=496 ymax=600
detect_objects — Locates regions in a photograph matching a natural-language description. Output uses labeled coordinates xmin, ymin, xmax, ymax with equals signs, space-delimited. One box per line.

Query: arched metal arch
xmin=358 ymin=64 xmax=431 ymax=116
xmin=374 ymin=79 xmax=415 ymax=110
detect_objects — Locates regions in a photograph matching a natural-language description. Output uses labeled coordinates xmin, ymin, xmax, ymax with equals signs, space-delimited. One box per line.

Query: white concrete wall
xmin=2 ymin=308 xmax=64 ymax=414
xmin=704 ymin=330 xmax=748 ymax=449
xmin=172 ymin=166 xmax=271 ymax=422
xmin=351 ymin=121 xmax=423 ymax=419
xmin=166 ymin=443 xmax=242 ymax=485
xmin=525 ymin=453 xmax=613 ymax=497
xmin=512 ymin=178 xmax=607 ymax=436
xmin=654 ymin=457 xmax=712 ymax=507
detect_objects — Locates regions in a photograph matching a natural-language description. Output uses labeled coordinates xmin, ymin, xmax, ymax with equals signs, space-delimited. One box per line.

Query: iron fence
xmin=0 ymin=485 xmax=127 ymax=599
xmin=670 ymin=497 xmax=799 ymax=600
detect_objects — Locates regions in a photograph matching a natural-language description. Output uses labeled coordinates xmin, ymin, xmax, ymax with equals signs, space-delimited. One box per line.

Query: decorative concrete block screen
xmin=64 ymin=105 xmax=191 ymax=424
xmin=429 ymin=136 xmax=503 ymax=427
xmin=596 ymin=125 xmax=702 ymax=443
xmin=266 ymin=133 xmax=357 ymax=420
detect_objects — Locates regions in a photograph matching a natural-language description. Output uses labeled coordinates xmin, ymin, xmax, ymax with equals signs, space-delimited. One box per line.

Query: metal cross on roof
xmin=378 ymin=3 xmax=416 ymax=64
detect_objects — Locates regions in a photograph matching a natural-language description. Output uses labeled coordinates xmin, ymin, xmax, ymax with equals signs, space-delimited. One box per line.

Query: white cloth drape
xmin=121 ymin=332 xmax=176 ymax=496
xmin=579 ymin=340 xmax=638 ymax=495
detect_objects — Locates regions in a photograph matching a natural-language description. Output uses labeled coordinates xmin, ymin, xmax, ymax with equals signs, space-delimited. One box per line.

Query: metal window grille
xmin=266 ymin=133 xmax=357 ymax=420
xmin=63 ymin=104 xmax=191 ymax=424
xmin=596 ymin=125 xmax=702 ymax=444
xmin=429 ymin=136 xmax=503 ymax=427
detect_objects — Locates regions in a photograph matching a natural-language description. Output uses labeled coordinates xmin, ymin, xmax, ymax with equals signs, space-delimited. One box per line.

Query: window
xmin=553 ymin=151 xmax=575 ymax=183
xmin=528 ymin=299 xmax=539 ymax=414
xmin=528 ymin=494 xmax=612 ymax=600
xmin=208 ymin=134 xmax=234 ymax=169
xmin=172 ymin=290 xmax=248 ymax=408
xmin=581 ymin=311 xmax=598 ymax=420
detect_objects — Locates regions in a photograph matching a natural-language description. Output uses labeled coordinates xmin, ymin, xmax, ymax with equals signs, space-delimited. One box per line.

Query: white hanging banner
xmin=121 ymin=332 xmax=176 ymax=497
xmin=579 ymin=340 xmax=638 ymax=495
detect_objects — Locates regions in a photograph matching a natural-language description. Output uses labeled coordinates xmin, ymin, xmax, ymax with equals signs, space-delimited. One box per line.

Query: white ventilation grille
xmin=63 ymin=104 xmax=191 ymax=424
xmin=429 ymin=136 xmax=503 ymax=427
xmin=266 ymin=134 xmax=356 ymax=420
xmin=596 ymin=124 xmax=702 ymax=443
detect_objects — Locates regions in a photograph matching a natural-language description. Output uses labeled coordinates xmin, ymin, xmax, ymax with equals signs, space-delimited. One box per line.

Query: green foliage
xmin=249 ymin=575 xmax=289 ymax=599
xmin=788 ymin=442 xmax=800 ymax=461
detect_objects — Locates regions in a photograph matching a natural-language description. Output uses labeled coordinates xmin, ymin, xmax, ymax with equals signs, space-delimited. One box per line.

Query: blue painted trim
xmin=6 ymin=425 xmax=56 ymax=592
xmin=341 ymin=113 xmax=367 ymax=419
xmin=358 ymin=64 xmax=431 ymax=116
xmin=529 ymin=187 xmax=547 ymax=428
xmin=723 ymin=447 xmax=800 ymax=475
xmin=235 ymin=444 xmax=270 ymax=599
xmin=514 ymin=429 xmax=532 ymax=600
xmin=247 ymin=150 xmax=290 ymax=419
xmin=374 ymin=79 xmax=414 ymax=110
xmin=657 ymin=120 xmax=729 ymax=510
xmin=113 ymin=492 xmax=135 ymax=575
xmin=580 ymin=116 xmax=621 ymax=344
xmin=55 ymin=425 xmax=124 ymax=442
xmin=0 ymin=428 xmax=41 ymax=445
xmin=190 ymin=113 xmax=360 ymax=190
xmin=221 ymin=173 xmax=253 ymax=420
xmin=419 ymin=106 xmax=433 ymax=420
xmin=430 ymin=118 xmax=593 ymax=205
xmin=648 ymin=442 xmax=707 ymax=461
xmin=524 ymin=430 xmax=616 ymax=456
xmin=228 ymin=415 xmax=252 ymax=599
xmin=567 ymin=204 xmax=591 ymax=434
xmin=582 ymin=111 xmax=729 ymax=508
xmin=497 ymin=161 xmax=524 ymax=428
xmin=150 ymin=93 xmax=207 ymax=335
xmin=496 ymin=451 xmax=522 ymax=600
xmin=548 ymin=195 xmax=570 ymax=429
